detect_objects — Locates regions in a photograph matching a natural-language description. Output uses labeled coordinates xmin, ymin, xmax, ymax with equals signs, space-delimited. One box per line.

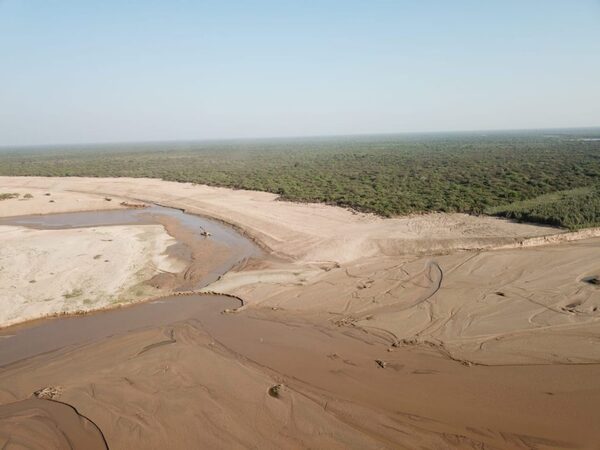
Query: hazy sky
xmin=1 ymin=0 xmax=599 ymax=146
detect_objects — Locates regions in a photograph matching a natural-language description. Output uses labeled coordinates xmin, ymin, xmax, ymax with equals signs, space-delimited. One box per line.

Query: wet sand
xmin=1 ymin=176 xmax=600 ymax=449
xmin=1 ymin=295 xmax=599 ymax=449
xmin=0 ymin=398 xmax=108 ymax=450
xmin=0 ymin=295 xmax=241 ymax=367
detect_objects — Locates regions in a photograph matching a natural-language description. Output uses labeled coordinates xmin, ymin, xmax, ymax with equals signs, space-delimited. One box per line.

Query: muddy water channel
xmin=0 ymin=204 xmax=260 ymax=289
xmin=0 ymin=294 xmax=240 ymax=367
xmin=0 ymin=205 xmax=260 ymax=365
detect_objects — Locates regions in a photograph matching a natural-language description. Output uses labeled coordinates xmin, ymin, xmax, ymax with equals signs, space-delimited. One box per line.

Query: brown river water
xmin=0 ymin=205 xmax=260 ymax=366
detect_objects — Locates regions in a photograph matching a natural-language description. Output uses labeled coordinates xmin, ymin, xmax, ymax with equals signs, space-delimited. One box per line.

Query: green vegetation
xmin=486 ymin=186 xmax=600 ymax=230
xmin=63 ymin=289 xmax=83 ymax=299
xmin=268 ymin=384 xmax=284 ymax=398
xmin=1 ymin=129 xmax=599 ymax=229
xmin=0 ymin=193 xmax=19 ymax=200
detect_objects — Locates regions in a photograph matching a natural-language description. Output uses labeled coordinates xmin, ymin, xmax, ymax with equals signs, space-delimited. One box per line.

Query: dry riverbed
xmin=1 ymin=177 xmax=599 ymax=449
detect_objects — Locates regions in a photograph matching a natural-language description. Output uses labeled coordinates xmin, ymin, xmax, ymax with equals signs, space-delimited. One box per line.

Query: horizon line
xmin=2 ymin=124 xmax=600 ymax=150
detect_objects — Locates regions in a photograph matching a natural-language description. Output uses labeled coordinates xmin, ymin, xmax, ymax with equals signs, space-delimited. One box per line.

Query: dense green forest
xmin=486 ymin=186 xmax=600 ymax=230
xmin=1 ymin=130 xmax=599 ymax=229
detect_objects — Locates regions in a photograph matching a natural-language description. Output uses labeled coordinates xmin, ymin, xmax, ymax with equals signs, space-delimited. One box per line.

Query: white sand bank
xmin=0 ymin=224 xmax=178 ymax=327
xmin=0 ymin=187 xmax=133 ymax=217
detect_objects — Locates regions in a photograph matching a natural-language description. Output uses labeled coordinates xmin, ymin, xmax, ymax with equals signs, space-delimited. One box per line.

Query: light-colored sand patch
xmin=0 ymin=224 xmax=179 ymax=327
xmin=0 ymin=187 xmax=130 ymax=218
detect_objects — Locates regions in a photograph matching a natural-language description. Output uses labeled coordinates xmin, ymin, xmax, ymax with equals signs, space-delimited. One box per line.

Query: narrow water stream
xmin=0 ymin=204 xmax=260 ymax=289
xmin=0 ymin=205 xmax=261 ymax=365
xmin=0 ymin=294 xmax=240 ymax=367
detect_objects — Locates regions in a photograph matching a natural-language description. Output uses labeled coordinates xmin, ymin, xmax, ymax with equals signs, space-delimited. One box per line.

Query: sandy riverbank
xmin=0 ymin=224 xmax=181 ymax=327
xmin=0 ymin=176 xmax=599 ymax=449
xmin=0 ymin=176 xmax=558 ymax=261
xmin=0 ymin=187 xmax=131 ymax=217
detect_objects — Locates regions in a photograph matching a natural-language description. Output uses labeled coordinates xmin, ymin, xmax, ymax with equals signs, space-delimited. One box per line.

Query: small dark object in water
xmin=583 ymin=276 xmax=600 ymax=286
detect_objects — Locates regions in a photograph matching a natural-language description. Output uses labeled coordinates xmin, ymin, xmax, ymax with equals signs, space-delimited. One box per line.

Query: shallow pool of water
xmin=0 ymin=294 xmax=240 ymax=367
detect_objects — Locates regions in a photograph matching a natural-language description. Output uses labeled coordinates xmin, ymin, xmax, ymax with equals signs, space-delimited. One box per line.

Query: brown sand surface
xmin=1 ymin=176 xmax=599 ymax=448
xmin=0 ymin=398 xmax=107 ymax=449
xmin=0 ymin=295 xmax=599 ymax=449
xmin=218 ymin=238 xmax=600 ymax=365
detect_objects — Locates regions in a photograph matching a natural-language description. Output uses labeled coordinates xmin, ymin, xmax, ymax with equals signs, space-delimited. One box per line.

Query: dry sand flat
xmin=0 ymin=224 xmax=181 ymax=327
xmin=0 ymin=186 xmax=131 ymax=217
xmin=1 ymin=176 xmax=600 ymax=449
